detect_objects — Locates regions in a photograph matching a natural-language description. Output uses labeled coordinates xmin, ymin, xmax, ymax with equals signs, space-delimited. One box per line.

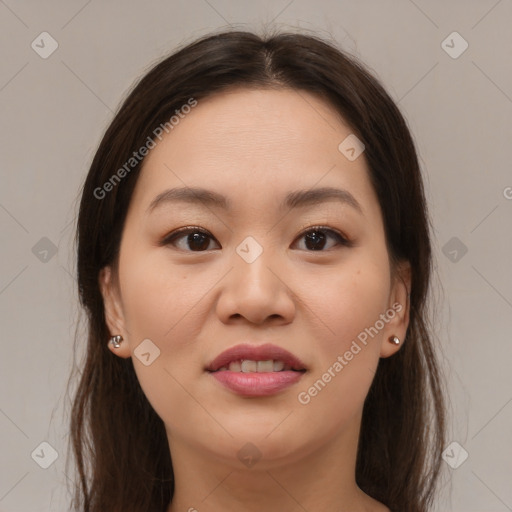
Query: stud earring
xmin=389 ymin=335 xmax=400 ymax=345
xmin=110 ymin=335 xmax=123 ymax=348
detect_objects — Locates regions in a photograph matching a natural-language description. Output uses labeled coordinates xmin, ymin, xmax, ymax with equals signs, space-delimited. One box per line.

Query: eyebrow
xmin=146 ymin=186 xmax=363 ymax=215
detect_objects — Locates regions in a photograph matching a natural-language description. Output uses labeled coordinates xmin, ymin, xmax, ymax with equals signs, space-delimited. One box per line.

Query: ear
xmin=380 ymin=260 xmax=412 ymax=358
xmin=98 ymin=266 xmax=131 ymax=358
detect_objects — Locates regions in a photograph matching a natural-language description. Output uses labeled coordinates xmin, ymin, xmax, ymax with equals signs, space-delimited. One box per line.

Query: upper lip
xmin=206 ymin=343 xmax=307 ymax=372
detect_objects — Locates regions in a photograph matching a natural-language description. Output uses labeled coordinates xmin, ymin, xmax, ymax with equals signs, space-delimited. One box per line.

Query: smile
xmin=214 ymin=359 xmax=303 ymax=372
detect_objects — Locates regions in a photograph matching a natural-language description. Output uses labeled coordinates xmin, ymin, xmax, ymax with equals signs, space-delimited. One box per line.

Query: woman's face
xmin=100 ymin=87 xmax=410 ymax=469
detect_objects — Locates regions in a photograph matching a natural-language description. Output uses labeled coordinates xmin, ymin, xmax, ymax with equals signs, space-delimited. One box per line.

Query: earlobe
xmin=380 ymin=260 xmax=412 ymax=358
xmin=98 ymin=266 xmax=130 ymax=357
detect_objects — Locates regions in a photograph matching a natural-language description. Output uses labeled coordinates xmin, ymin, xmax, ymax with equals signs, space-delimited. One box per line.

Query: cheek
xmin=304 ymin=253 xmax=391 ymax=355
xmin=117 ymin=250 xmax=210 ymax=428
xmin=118 ymin=247 xmax=204 ymax=342
xmin=118 ymin=256 xmax=169 ymax=339
xmin=292 ymin=252 xmax=391 ymax=424
xmin=292 ymin=261 xmax=390 ymax=433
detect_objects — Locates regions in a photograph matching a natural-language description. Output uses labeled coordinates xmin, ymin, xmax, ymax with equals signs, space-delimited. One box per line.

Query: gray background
xmin=1 ymin=1 xmax=511 ymax=511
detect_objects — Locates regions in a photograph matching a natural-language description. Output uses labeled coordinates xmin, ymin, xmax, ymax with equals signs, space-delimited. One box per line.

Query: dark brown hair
xmin=68 ymin=28 xmax=446 ymax=512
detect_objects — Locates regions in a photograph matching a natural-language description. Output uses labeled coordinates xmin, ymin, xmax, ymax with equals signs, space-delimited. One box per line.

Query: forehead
xmin=146 ymin=87 xmax=352 ymax=164
xmin=128 ymin=87 xmax=378 ymax=219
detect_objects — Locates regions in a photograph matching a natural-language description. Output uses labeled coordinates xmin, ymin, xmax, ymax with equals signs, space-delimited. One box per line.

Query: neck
xmin=165 ymin=413 xmax=388 ymax=512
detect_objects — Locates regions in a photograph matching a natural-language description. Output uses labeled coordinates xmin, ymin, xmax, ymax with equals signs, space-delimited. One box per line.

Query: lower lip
xmin=209 ymin=370 xmax=305 ymax=396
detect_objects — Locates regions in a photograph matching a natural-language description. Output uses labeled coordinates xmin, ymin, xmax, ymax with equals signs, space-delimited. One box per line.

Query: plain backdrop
xmin=0 ymin=1 xmax=511 ymax=511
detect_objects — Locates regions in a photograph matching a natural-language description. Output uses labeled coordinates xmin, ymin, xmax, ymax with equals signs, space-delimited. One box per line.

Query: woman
xmin=68 ymin=29 xmax=446 ymax=512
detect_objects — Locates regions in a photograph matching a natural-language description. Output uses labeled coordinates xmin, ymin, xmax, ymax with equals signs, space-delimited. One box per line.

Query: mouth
xmin=212 ymin=360 xmax=305 ymax=373
xmin=205 ymin=343 xmax=307 ymax=397
xmin=205 ymin=343 xmax=307 ymax=373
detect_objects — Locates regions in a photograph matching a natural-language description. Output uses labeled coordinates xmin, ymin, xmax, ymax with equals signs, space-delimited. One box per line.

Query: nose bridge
xmin=215 ymin=233 xmax=295 ymax=324
xmin=235 ymin=234 xmax=266 ymax=266
xmin=233 ymin=234 xmax=278 ymax=291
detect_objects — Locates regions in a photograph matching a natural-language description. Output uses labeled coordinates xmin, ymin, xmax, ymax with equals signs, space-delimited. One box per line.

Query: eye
xmin=161 ymin=225 xmax=352 ymax=253
xmin=293 ymin=226 xmax=352 ymax=251
xmin=161 ymin=226 xmax=220 ymax=252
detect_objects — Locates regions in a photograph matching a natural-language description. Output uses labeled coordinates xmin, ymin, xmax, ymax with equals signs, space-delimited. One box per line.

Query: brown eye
xmin=162 ymin=227 xmax=220 ymax=252
xmin=294 ymin=226 xmax=352 ymax=251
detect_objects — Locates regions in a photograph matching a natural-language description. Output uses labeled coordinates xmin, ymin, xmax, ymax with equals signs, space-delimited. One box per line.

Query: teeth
xmin=218 ymin=359 xmax=293 ymax=372
xmin=273 ymin=360 xmax=285 ymax=371
xmin=228 ymin=361 xmax=241 ymax=372
xmin=241 ymin=360 xmax=257 ymax=372
xmin=257 ymin=360 xmax=274 ymax=372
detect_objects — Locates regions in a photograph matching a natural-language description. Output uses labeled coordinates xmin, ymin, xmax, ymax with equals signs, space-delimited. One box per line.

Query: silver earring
xmin=389 ymin=335 xmax=400 ymax=345
xmin=110 ymin=335 xmax=123 ymax=348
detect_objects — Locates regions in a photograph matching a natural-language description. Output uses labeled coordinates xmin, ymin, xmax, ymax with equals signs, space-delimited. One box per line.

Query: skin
xmin=99 ymin=87 xmax=411 ymax=512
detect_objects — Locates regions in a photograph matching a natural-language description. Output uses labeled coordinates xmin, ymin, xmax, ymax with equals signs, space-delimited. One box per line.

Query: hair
xmin=68 ymin=28 xmax=447 ymax=512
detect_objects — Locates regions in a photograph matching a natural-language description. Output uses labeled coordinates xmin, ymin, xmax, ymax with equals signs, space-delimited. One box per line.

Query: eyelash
xmin=160 ymin=225 xmax=353 ymax=252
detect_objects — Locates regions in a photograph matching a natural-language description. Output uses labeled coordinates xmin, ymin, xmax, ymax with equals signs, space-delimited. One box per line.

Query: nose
xmin=214 ymin=241 xmax=296 ymax=326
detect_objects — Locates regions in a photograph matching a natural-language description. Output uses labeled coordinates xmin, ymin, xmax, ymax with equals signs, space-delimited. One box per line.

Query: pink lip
xmin=205 ymin=343 xmax=307 ymax=397
xmin=210 ymin=370 xmax=304 ymax=397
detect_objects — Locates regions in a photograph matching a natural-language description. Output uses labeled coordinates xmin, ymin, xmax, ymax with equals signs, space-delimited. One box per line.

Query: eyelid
xmin=157 ymin=226 xmax=217 ymax=251
xmin=160 ymin=224 xmax=353 ymax=250
xmin=295 ymin=224 xmax=353 ymax=247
